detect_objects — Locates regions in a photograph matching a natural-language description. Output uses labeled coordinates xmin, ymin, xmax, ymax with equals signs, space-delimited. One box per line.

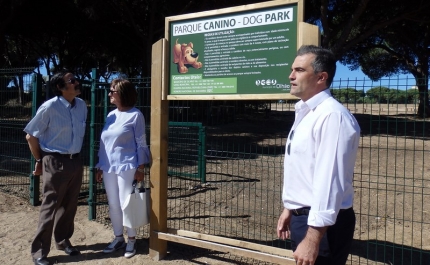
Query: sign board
xmin=165 ymin=0 xmax=304 ymax=100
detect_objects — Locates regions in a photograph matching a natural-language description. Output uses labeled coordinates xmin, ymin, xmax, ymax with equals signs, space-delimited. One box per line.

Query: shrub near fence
xmin=1 ymin=70 xmax=429 ymax=265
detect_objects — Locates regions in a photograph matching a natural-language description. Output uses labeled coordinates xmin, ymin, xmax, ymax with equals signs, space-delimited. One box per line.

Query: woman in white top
xmin=95 ymin=79 xmax=150 ymax=258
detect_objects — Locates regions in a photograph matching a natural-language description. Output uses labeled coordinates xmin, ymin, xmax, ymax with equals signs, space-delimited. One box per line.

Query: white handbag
xmin=122 ymin=180 xmax=150 ymax=228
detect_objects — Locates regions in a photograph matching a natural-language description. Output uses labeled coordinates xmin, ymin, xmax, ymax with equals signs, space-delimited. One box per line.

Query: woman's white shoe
xmin=124 ymin=239 xmax=136 ymax=258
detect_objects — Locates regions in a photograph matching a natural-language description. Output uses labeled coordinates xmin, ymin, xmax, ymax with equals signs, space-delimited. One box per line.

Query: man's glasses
xmin=66 ymin=78 xmax=77 ymax=84
xmin=287 ymin=130 xmax=294 ymax=155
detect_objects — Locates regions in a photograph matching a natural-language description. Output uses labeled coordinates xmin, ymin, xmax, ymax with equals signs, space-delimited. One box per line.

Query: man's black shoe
xmin=64 ymin=246 xmax=80 ymax=256
xmin=33 ymin=257 xmax=50 ymax=265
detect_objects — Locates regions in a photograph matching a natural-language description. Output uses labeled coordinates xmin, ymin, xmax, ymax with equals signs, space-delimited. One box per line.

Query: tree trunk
xmin=416 ymin=77 xmax=429 ymax=118
xmin=413 ymin=53 xmax=430 ymax=117
xmin=12 ymin=76 xmax=24 ymax=105
xmin=18 ymin=75 xmax=25 ymax=105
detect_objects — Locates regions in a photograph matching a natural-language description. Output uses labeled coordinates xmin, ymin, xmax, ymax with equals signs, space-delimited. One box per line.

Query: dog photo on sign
xmin=173 ymin=39 xmax=203 ymax=73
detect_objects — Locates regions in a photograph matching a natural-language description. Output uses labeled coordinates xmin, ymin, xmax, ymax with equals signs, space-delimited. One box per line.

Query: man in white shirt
xmin=277 ymin=45 xmax=360 ymax=265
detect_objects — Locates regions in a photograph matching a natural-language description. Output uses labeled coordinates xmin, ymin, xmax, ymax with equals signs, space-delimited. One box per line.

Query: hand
xmin=134 ymin=168 xmax=145 ymax=182
xmin=293 ymin=237 xmax=319 ymax=265
xmin=293 ymin=226 xmax=326 ymax=265
xmin=33 ymin=161 xmax=42 ymax=175
xmin=277 ymin=208 xmax=292 ymax=240
xmin=95 ymin=169 xmax=103 ymax=183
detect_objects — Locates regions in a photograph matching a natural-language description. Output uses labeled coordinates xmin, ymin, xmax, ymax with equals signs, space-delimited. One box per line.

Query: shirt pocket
xmin=291 ymin=127 xmax=308 ymax=154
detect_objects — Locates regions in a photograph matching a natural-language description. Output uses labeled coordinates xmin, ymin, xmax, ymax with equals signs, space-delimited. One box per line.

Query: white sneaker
xmin=103 ymin=237 xmax=126 ymax=253
xmin=124 ymin=239 xmax=136 ymax=258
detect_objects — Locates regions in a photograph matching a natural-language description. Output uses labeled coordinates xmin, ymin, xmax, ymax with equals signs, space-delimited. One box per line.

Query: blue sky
xmin=334 ymin=62 xmax=416 ymax=91
xmin=335 ymin=62 xmax=368 ymax=80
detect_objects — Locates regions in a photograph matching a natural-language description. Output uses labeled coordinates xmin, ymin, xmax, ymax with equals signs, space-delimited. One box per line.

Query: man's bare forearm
xmin=26 ymin=134 xmax=42 ymax=160
xmin=305 ymin=226 xmax=328 ymax=245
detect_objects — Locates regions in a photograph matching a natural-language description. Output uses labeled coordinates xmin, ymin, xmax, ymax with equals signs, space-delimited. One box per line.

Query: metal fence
xmin=0 ymin=68 xmax=429 ymax=265
xmin=0 ymin=68 xmax=34 ymax=199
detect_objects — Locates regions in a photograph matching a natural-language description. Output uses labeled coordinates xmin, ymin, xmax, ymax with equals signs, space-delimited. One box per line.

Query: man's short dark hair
xmin=111 ymin=79 xmax=138 ymax=107
xmin=297 ymin=45 xmax=336 ymax=88
xmin=50 ymin=70 xmax=71 ymax=96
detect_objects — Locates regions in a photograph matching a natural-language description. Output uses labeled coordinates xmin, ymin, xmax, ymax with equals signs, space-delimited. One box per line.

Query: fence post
xmin=88 ymin=68 xmax=97 ymax=220
xmin=29 ymin=73 xmax=43 ymax=206
xmin=149 ymin=38 xmax=169 ymax=261
xmin=199 ymin=125 xmax=206 ymax=183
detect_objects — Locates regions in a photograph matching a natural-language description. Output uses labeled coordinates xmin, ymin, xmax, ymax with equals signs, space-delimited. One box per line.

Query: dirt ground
xmin=1 ymin=103 xmax=429 ymax=265
xmin=0 ymin=191 xmax=245 ymax=265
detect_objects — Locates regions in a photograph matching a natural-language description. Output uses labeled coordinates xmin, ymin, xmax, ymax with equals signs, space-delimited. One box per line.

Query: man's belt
xmin=44 ymin=152 xmax=80 ymax=159
xmin=292 ymin=207 xmax=310 ymax=216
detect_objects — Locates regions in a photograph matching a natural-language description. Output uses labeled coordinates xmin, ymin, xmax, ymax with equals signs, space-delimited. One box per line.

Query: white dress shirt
xmin=282 ymin=89 xmax=360 ymax=227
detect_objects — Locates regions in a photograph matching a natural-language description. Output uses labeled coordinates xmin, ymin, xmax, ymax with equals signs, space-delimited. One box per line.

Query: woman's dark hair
xmin=50 ymin=70 xmax=71 ymax=96
xmin=297 ymin=45 xmax=336 ymax=88
xmin=111 ymin=79 xmax=138 ymax=107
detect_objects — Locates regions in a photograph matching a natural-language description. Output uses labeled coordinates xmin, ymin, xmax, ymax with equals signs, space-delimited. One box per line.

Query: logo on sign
xmin=255 ymin=79 xmax=277 ymax=86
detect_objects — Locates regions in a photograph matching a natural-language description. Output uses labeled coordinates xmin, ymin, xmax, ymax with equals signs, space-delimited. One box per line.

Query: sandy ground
xmin=0 ymin=192 xmax=237 ymax=265
xmin=1 ymin=103 xmax=429 ymax=265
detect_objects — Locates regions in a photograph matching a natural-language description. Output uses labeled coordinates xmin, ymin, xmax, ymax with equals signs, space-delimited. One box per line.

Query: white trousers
xmin=103 ymin=169 xmax=137 ymax=237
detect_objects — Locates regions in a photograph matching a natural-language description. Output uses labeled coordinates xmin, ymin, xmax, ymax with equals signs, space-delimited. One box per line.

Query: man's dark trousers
xmin=290 ymin=208 xmax=356 ymax=265
xmin=31 ymin=154 xmax=83 ymax=259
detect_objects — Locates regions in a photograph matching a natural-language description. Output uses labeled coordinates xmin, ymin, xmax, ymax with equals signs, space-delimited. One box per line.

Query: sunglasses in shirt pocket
xmin=289 ymin=127 xmax=308 ymax=154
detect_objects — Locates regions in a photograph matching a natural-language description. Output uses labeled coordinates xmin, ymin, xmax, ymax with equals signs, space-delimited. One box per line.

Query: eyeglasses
xmin=287 ymin=130 xmax=294 ymax=155
xmin=65 ymin=78 xmax=77 ymax=84
xmin=107 ymin=89 xmax=118 ymax=94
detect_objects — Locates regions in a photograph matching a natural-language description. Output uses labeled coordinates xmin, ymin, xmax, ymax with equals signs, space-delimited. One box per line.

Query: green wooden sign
xmin=167 ymin=1 xmax=301 ymax=97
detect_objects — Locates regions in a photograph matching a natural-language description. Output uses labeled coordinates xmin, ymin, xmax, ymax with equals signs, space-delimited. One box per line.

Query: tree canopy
xmin=307 ymin=0 xmax=430 ymax=116
xmin=0 ymin=0 xmax=262 ymax=77
xmin=1 ymin=0 xmax=430 ymax=114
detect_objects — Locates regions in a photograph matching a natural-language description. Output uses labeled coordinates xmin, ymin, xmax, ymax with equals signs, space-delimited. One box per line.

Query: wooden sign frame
xmin=150 ymin=0 xmax=319 ymax=263
xmin=163 ymin=0 xmax=317 ymax=101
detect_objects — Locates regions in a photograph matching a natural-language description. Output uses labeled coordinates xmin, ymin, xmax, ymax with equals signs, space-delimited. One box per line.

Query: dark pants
xmin=290 ymin=208 xmax=356 ymax=265
xmin=31 ymin=153 xmax=83 ymax=259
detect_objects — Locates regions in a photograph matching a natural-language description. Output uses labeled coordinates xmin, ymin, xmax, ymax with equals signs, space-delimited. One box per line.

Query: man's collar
xmin=58 ymin=96 xmax=72 ymax=108
xmin=303 ymin=89 xmax=331 ymax=110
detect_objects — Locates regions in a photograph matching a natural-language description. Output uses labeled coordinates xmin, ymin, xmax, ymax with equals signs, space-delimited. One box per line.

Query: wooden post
xmin=149 ymin=38 xmax=169 ymax=260
xmin=298 ymin=22 xmax=320 ymax=47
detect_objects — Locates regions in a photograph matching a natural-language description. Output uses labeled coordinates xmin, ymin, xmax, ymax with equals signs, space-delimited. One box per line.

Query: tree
xmin=406 ymin=88 xmax=419 ymax=104
xmin=305 ymin=0 xmax=430 ymax=58
xmin=331 ymin=88 xmax=364 ymax=103
xmin=2 ymin=0 xmax=430 ymax=109
xmin=366 ymin=86 xmax=392 ymax=103
xmin=0 ymin=0 xmax=31 ymax=67
xmin=305 ymin=0 xmax=430 ymax=117
xmin=345 ymin=17 xmax=430 ymax=116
